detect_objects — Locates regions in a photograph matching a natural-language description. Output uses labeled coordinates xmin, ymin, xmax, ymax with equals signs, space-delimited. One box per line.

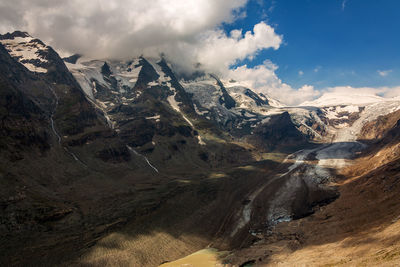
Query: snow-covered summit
xmin=0 ymin=31 xmax=49 ymax=73
xmin=222 ymin=79 xmax=284 ymax=108
xmin=300 ymin=91 xmax=385 ymax=107
xmin=66 ymin=57 xmax=144 ymax=100
xmin=63 ymin=51 xmax=399 ymax=145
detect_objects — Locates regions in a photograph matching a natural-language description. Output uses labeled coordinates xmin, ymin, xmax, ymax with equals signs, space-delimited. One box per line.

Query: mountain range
xmin=1 ymin=31 xmax=400 ymax=266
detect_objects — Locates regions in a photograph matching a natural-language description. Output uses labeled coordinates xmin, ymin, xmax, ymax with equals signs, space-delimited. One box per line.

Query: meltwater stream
xmin=126 ymin=145 xmax=159 ymax=173
xmin=48 ymin=86 xmax=87 ymax=167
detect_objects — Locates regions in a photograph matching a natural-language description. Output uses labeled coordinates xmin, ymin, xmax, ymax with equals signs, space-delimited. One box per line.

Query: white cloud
xmin=223 ymin=62 xmax=320 ymax=106
xmin=0 ymin=0 xmax=306 ymax=105
xmin=314 ymin=66 xmax=322 ymax=73
xmin=4 ymin=1 xmax=398 ymax=107
xmin=191 ymin=22 xmax=282 ymax=73
xmin=0 ymin=0 xmax=248 ymax=60
xmin=0 ymin=0 xmax=284 ymax=75
xmin=377 ymin=69 xmax=392 ymax=77
xmin=298 ymin=70 xmax=304 ymax=76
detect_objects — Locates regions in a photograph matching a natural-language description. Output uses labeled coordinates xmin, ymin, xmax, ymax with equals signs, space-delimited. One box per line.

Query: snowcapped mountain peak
xmin=0 ymin=31 xmax=50 ymax=73
xmin=220 ymin=79 xmax=284 ymax=108
xmin=300 ymin=91 xmax=386 ymax=107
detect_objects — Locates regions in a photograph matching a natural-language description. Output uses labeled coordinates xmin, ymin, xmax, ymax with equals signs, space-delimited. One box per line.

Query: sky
xmin=229 ymin=0 xmax=400 ymax=90
xmin=0 ymin=0 xmax=399 ymax=105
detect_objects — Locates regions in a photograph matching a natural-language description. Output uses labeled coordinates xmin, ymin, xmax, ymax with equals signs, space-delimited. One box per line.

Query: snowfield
xmin=300 ymin=91 xmax=386 ymax=107
xmin=0 ymin=34 xmax=49 ymax=73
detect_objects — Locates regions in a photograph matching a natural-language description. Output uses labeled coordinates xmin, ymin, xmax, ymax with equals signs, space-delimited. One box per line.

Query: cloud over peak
xmin=0 ymin=0 xmax=282 ymax=76
xmin=0 ymin=0 xmax=249 ymax=59
xmin=9 ymin=0 xmax=394 ymax=106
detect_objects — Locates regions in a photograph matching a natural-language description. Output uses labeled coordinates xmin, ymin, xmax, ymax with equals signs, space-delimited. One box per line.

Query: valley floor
xmin=228 ymin=164 xmax=400 ymax=266
xmin=161 ymin=155 xmax=400 ymax=266
xmin=155 ymin=112 xmax=400 ymax=267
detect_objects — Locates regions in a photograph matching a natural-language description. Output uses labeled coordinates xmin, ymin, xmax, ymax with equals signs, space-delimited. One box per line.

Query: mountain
xmin=224 ymin=106 xmax=400 ymax=266
xmin=300 ymin=91 xmax=386 ymax=107
xmin=0 ymin=31 xmax=291 ymax=266
xmin=65 ymin=56 xmax=334 ymax=148
xmin=1 ymin=31 xmax=400 ymax=266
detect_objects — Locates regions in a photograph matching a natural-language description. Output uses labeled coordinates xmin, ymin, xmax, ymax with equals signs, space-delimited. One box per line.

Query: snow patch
xmin=167 ymin=89 xmax=194 ymax=127
xmin=146 ymin=115 xmax=161 ymax=122
xmin=1 ymin=36 xmax=49 ymax=73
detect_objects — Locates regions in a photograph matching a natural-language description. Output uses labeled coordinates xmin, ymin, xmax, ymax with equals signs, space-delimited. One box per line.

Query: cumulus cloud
xmin=0 ymin=0 xmax=246 ymax=55
xmin=0 ymin=0 xmax=282 ymax=73
xmin=223 ymin=62 xmax=320 ymax=106
xmin=5 ymin=0 xmax=397 ymax=106
xmin=0 ymin=0 xmax=250 ymax=60
xmin=0 ymin=0 xmax=305 ymax=103
xmin=193 ymin=23 xmax=281 ymax=72
xmin=158 ymin=21 xmax=282 ymax=74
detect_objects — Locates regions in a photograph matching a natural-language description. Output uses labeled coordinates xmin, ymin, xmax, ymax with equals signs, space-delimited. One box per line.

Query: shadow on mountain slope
xmin=225 ymin=110 xmax=400 ymax=266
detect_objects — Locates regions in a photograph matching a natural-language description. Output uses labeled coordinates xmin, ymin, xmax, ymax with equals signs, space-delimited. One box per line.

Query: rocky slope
xmin=223 ymin=106 xmax=400 ymax=266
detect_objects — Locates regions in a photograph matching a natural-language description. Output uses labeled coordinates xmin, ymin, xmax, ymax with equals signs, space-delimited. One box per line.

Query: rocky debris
xmin=359 ymin=109 xmax=400 ymax=141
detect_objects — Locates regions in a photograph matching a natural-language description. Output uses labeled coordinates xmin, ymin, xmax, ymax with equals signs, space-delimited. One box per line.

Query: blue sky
xmin=226 ymin=0 xmax=400 ymax=90
xmin=2 ymin=0 xmax=399 ymax=104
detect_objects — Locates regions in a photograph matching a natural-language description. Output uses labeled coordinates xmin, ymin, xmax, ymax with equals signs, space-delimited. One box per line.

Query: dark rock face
xmin=134 ymin=57 xmax=160 ymax=91
xmin=158 ymin=58 xmax=196 ymax=114
xmin=252 ymin=112 xmax=309 ymax=151
xmin=63 ymin=54 xmax=82 ymax=64
xmin=0 ymin=31 xmax=30 ymax=40
xmin=101 ymin=62 xmax=112 ymax=77
xmin=244 ymin=89 xmax=269 ymax=106
xmin=0 ymin=32 xmax=139 ymax=252
xmin=290 ymin=175 xmax=339 ymax=220
xmin=0 ymin=44 xmax=50 ymax=156
xmin=210 ymin=74 xmax=236 ymax=109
